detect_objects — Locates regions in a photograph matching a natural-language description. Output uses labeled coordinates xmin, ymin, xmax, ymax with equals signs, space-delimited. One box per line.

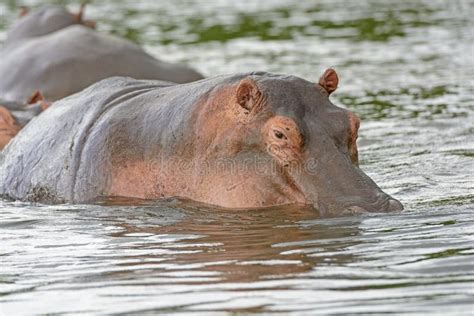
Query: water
xmin=0 ymin=0 xmax=473 ymax=315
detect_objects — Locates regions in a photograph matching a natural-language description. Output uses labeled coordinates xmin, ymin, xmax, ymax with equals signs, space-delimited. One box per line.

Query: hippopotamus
xmin=0 ymin=5 xmax=203 ymax=103
xmin=0 ymin=69 xmax=403 ymax=215
xmin=0 ymin=106 xmax=21 ymax=150
xmin=0 ymin=92 xmax=49 ymax=149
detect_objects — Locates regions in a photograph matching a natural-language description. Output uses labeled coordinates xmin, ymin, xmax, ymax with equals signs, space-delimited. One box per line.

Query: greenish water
xmin=0 ymin=0 xmax=473 ymax=315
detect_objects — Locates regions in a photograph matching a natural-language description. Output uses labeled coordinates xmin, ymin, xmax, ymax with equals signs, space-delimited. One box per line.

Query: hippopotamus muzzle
xmin=290 ymin=128 xmax=403 ymax=214
xmin=294 ymin=165 xmax=404 ymax=215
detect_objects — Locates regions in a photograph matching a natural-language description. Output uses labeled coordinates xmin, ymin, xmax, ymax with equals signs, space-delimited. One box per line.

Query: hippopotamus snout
xmin=293 ymin=135 xmax=404 ymax=216
xmin=387 ymin=197 xmax=404 ymax=212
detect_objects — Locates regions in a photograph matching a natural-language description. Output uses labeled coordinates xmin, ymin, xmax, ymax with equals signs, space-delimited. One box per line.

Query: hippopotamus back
xmin=0 ymin=6 xmax=203 ymax=103
xmin=4 ymin=6 xmax=81 ymax=46
xmin=0 ymin=76 xmax=223 ymax=202
xmin=0 ymin=25 xmax=203 ymax=102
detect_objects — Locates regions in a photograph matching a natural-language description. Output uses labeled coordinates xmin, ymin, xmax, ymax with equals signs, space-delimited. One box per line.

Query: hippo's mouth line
xmin=326 ymin=194 xmax=394 ymax=214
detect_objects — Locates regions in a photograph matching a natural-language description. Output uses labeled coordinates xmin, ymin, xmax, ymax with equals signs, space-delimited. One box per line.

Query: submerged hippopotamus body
xmin=0 ymin=5 xmax=203 ymax=103
xmin=0 ymin=70 xmax=403 ymax=215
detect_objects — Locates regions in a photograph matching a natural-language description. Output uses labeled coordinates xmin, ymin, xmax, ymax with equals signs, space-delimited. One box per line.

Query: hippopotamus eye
xmin=274 ymin=130 xmax=286 ymax=140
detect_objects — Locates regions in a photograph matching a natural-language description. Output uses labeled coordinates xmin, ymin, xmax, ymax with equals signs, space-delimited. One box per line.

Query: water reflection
xmin=103 ymin=199 xmax=361 ymax=284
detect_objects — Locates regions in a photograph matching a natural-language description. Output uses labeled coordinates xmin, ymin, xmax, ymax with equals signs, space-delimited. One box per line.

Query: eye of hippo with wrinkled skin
xmin=262 ymin=116 xmax=304 ymax=167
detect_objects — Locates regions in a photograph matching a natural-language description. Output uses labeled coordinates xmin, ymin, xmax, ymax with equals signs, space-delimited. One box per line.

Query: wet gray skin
xmin=0 ymin=6 xmax=203 ymax=104
xmin=0 ymin=73 xmax=402 ymax=215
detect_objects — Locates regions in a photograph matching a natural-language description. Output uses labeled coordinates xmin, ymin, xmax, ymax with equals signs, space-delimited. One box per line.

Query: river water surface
xmin=0 ymin=0 xmax=473 ymax=315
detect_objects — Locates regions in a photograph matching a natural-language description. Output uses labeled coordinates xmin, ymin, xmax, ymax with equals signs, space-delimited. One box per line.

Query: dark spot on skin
xmin=285 ymin=127 xmax=290 ymax=131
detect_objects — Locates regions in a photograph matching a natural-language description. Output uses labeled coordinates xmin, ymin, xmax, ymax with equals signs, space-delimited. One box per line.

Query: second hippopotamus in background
xmin=0 ymin=91 xmax=49 ymax=149
xmin=0 ymin=69 xmax=403 ymax=215
xmin=0 ymin=5 xmax=203 ymax=103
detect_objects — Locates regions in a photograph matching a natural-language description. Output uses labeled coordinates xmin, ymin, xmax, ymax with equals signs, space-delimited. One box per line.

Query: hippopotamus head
xmin=192 ymin=70 xmax=403 ymax=214
xmin=5 ymin=4 xmax=95 ymax=46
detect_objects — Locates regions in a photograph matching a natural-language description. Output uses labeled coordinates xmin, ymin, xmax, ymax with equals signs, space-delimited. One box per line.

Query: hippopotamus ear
xmin=72 ymin=3 xmax=96 ymax=29
xmin=73 ymin=3 xmax=86 ymax=22
xmin=26 ymin=90 xmax=45 ymax=104
xmin=26 ymin=90 xmax=50 ymax=110
xmin=318 ymin=68 xmax=339 ymax=96
xmin=19 ymin=6 xmax=29 ymax=17
xmin=236 ymin=78 xmax=261 ymax=112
